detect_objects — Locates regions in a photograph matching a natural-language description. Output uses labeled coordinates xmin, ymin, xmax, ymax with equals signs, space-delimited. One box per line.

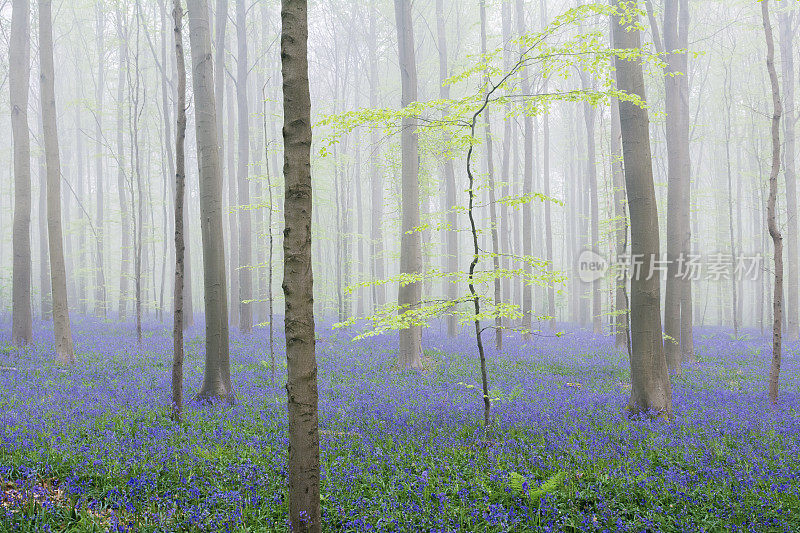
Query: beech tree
xmin=762 ymin=0 xmax=783 ymax=405
xmin=611 ymin=0 xmax=672 ymax=418
xmin=39 ymin=0 xmax=76 ymax=364
xmin=10 ymin=0 xmax=33 ymax=346
xmin=281 ymin=0 xmax=322 ymax=529
xmin=186 ymin=0 xmax=233 ymax=403
xmin=394 ymin=0 xmax=424 ymax=370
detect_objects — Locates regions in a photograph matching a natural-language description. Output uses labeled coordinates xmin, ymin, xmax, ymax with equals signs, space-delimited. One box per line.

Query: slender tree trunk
xmin=516 ymin=0 xmax=533 ymax=333
xmin=227 ymin=74 xmax=239 ymax=328
xmin=368 ymin=0 xmax=385 ymax=311
xmin=38 ymin=117 xmax=51 ymax=320
xmin=779 ymin=11 xmax=798 ymax=341
xmin=540 ymin=0 xmax=555 ymax=331
xmin=611 ymin=3 xmax=672 ymax=418
xmin=500 ymin=0 xmax=513 ymax=326
xmin=480 ymin=0 xmax=502 ymax=349
xmin=187 ymin=0 xmax=233 ymax=403
xmin=610 ymin=54 xmax=627 ymax=348
xmin=11 ymin=0 xmax=33 ymax=346
xmin=435 ymin=0 xmax=458 ymax=337
xmin=236 ymin=0 xmax=252 ymax=333
xmin=762 ymin=0 xmax=783 ymax=405
xmin=281 ymin=0 xmax=321 ymax=529
xmin=172 ymin=0 xmax=186 ymax=423
xmin=94 ymin=7 xmax=107 ymax=317
xmin=262 ymin=84 xmax=275 ymax=381
xmin=39 ymin=0 xmax=75 ymax=364
xmin=394 ymin=0 xmax=423 ymax=369
xmin=724 ymin=68 xmax=738 ymax=338
xmin=116 ymin=11 xmax=130 ymax=321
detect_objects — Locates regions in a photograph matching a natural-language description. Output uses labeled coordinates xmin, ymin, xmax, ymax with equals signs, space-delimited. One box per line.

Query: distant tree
xmin=236 ymin=0 xmax=252 ymax=333
xmin=172 ymin=0 xmax=187 ymax=423
xmin=281 ymin=0 xmax=321 ymax=529
xmin=94 ymin=4 xmax=108 ymax=317
xmin=778 ymin=10 xmax=797 ymax=341
xmin=435 ymin=0 xmax=458 ymax=338
xmin=611 ymin=0 xmax=672 ymax=418
xmin=39 ymin=0 xmax=75 ymax=364
xmin=10 ymin=0 xmax=33 ymax=346
xmin=762 ymin=0 xmax=783 ymax=405
xmin=394 ymin=0 xmax=424 ymax=370
xmin=186 ymin=0 xmax=233 ymax=403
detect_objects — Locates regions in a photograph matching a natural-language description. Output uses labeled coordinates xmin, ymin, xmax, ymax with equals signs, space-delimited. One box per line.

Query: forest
xmin=1 ymin=0 xmax=799 ymax=531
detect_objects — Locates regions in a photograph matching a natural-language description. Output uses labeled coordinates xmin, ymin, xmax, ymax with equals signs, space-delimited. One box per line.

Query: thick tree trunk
xmin=236 ymin=0 xmax=252 ymax=333
xmin=779 ymin=12 xmax=797 ymax=341
xmin=172 ymin=0 xmax=186 ymax=423
xmin=11 ymin=0 xmax=33 ymax=346
xmin=281 ymin=0 xmax=321 ymax=529
xmin=39 ymin=0 xmax=75 ymax=364
xmin=187 ymin=0 xmax=233 ymax=403
xmin=762 ymin=0 xmax=783 ymax=405
xmin=394 ymin=0 xmax=423 ymax=369
xmin=611 ymin=4 xmax=672 ymax=418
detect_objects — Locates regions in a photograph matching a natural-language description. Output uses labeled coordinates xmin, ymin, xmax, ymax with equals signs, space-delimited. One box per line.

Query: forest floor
xmin=0 ymin=317 xmax=799 ymax=532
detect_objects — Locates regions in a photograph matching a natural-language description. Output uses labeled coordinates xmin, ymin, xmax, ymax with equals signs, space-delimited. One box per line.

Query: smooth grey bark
xmin=516 ymin=0 xmax=533 ymax=333
xmin=611 ymin=3 xmax=672 ymax=418
xmin=236 ymin=0 xmax=252 ymax=333
xmin=779 ymin=11 xmax=797 ymax=341
xmin=11 ymin=0 xmax=33 ymax=346
xmin=368 ymin=0 xmax=385 ymax=311
xmin=762 ymin=0 xmax=783 ymax=405
xmin=187 ymin=0 xmax=233 ymax=403
xmin=172 ymin=0 xmax=186 ymax=422
xmin=39 ymin=0 xmax=75 ymax=364
xmin=724 ymin=67 xmax=738 ymax=338
xmin=227 ymin=72 xmax=239 ymax=328
xmin=435 ymin=0 xmax=458 ymax=337
xmin=394 ymin=0 xmax=423 ymax=370
xmin=281 ymin=0 xmax=321 ymax=529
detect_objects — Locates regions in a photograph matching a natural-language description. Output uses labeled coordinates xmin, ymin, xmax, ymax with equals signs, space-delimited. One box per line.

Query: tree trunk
xmin=38 ymin=117 xmax=51 ymax=320
xmin=172 ymin=0 xmax=186 ymax=422
xmin=611 ymin=3 xmax=672 ymax=418
xmin=39 ymin=0 xmax=75 ymax=364
xmin=516 ymin=0 xmax=533 ymax=333
xmin=236 ymin=0 xmax=252 ymax=333
xmin=540 ymin=0 xmax=555 ymax=332
xmin=435 ymin=0 xmax=458 ymax=337
xmin=724 ymin=67 xmax=738 ymax=338
xmin=11 ymin=0 xmax=33 ymax=346
xmin=762 ymin=0 xmax=783 ymax=405
xmin=94 ymin=6 xmax=108 ymax=317
xmin=394 ymin=0 xmax=423 ymax=369
xmin=779 ymin=11 xmax=797 ymax=341
xmin=187 ymin=0 xmax=233 ymax=403
xmin=368 ymin=0 xmax=385 ymax=312
xmin=480 ymin=0 xmax=502 ymax=349
xmin=116 ymin=10 xmax=130 ymax=321
xmin=610 ymin=58 xmax=627 ymax=349
xmin=281 ymin=0 xmax=321 ymax=529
